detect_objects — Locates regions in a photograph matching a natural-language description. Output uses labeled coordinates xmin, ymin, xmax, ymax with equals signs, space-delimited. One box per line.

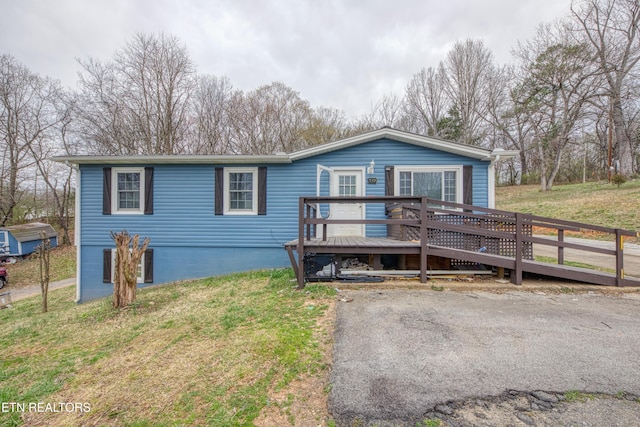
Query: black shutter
xmin=215 ymin=167 xmax=224 ymax=215
xmin=103 ymin=168 xmax=112 ymax=215
xmin=144 ymin=249 xmax=154 ymax=283
xmin=385 ymin=166 xmax=394 ymax=196
xmin=103 ymin=249 xmax=112 ymax=283
xmin=258 ymin=167 xmax=267 ymax=215
xmin=144 ymin=167 xmax=154 ymax=215
xmin=385 ymin=166 xmax=395 ymax=210
xmin=463 ymin=165 xmax=473 ymax=206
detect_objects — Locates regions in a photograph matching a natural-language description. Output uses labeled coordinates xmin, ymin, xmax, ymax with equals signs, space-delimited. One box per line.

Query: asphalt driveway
xmin=329 ymin=289 xmax=640 ymax=426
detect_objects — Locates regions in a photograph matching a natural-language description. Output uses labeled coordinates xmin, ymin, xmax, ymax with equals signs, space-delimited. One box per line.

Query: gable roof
xmin=54 ymin=128 xmax=516 ymax=165
xmin=1 ymin=222 xmax=58 ymax=242
xmin=289 ymin=127 xmax=509 ymax=161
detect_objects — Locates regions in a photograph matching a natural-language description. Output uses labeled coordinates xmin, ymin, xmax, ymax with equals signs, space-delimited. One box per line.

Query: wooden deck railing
xmin=290 ymin=196 xmax=639 ymax=288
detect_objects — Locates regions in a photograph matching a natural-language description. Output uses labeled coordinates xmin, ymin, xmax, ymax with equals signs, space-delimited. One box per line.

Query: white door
xmin=329 ymin=169 xmax=364 ymax=237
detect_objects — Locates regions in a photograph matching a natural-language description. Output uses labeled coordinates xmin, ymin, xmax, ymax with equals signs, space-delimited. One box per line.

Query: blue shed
xmin=55 ymin=128 xmax=516 ymax=302
xmin=0 ymin=222 xmax=59 ymax=258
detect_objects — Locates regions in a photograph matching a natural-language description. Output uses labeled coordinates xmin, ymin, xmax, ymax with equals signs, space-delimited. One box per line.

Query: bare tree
xmin=27 ymin=94 xmax=77 ymax=243
xmin=231 ymin=82 xmax=312 ymax=154
xmin=111 ymin=230 xmax=149 ymax=309
xmin=486 ymin=66 xmax=538 ymax=182
xmin=571 ymin=0 xmax=640 ymax=175
xmin=76 ymin=33 xmax=196 ymax=155
xmin=191 ymin=75 xmax=237 ymax=154
xmin=0 ymin=54 xmax=63 ymax=225
xmin=36 ymin=231 xmax=51 ymax=313
xmin=302 ymin=106 xmax=351 ymax=146
xmin=353 ymin=92 xmax=409 ymax=134
xmin=440 ymin=39 xmax=497 ymax=146
xmin=371 ymin=92 xmax=406 ymax=128
xmin=514 ymin=22 xmax=600 ymax=190
xmin=74 ymin=58 xmax=137 ymax=155
xmin=404 ymin=66 xmax=448 ymax=137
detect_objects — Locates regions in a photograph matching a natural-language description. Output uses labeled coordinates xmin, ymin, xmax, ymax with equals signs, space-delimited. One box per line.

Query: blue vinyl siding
xmin=78 ymin=246 xmax=287 ymax=302
xmin=77 ymin=138 xmax=491 ymax=301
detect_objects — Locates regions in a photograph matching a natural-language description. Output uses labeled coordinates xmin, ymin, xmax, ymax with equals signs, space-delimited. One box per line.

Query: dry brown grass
xmin=4 ymin=244 xmax=76 ymax=288
xmin=1 ymin=271 xmax=337 ymax=426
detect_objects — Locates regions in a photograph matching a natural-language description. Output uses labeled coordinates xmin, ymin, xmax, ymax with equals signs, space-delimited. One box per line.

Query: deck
xmin=284 ymin=196 xmax=640 ymax=289
xmin=285 ymin=236 xmax=421 ymax=253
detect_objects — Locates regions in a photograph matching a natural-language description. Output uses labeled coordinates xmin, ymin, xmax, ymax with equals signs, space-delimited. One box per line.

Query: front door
xmin=329 ymin=169 xmax=364 ymax=237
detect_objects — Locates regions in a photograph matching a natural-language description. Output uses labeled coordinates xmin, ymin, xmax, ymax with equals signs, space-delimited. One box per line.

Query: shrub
xmin=611 ymin=173 xmax=627 ymax=188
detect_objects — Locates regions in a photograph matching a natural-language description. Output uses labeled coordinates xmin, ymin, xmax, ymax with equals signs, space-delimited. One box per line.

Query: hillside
xmin=0 ymin=271 xmax=336 ymax=426
xmin=496 ymin=180 xmax=640 ymax=233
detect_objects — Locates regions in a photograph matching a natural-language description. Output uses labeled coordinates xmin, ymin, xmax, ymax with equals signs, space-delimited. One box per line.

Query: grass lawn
xmin=1 ymin=180 xmax=636 ymax=426
xmin=4 ymin=244 xmax=76 ymax=288
xmin=0 ymin=270 xmax=336 ymax=426
xmin=496 ymin=180 xmax=640 ymax=233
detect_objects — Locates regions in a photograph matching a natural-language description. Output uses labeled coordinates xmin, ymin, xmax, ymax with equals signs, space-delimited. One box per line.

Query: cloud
xmin=0 ymin=0 xmax=572 ymax=116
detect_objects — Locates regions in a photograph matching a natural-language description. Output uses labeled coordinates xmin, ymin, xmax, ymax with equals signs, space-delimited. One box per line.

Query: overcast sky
xmin=1 ymin=0 xmax=572 ymax=117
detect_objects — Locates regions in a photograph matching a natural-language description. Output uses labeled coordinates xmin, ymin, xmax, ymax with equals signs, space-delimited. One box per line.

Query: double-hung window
xmin=215 ymin=166 xmax=266 ymax=216
xmin=111 ymin=250 xmax=145 ymax=283
xmin=396 ymin=166 xmax=462 ymax=205
xmin=103 ymin=248 xmax=153 ymax=284
xmin=112 ymin=168 xmax=145 ymax=214
xmin=103 ymin=167 xmax=153 ymax=215
xmin=224 ymin=167 xmax=258 ymax=215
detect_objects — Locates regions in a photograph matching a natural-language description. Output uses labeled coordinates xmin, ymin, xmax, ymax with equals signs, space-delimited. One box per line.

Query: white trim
xmin=330 ymin=167 xmax=366 ymax=196
xmin=316 ymin=164 xmax=334 ymax=197
xmin=73 ymin=165 xmax=81 ymax=302
xmin=54 ymin=129 xmax=518 ymax=166
xmin=111 ymin=167 xmax=145 ymax=215
xmin=53 ymin=154 xmax=291 ymax=165
xmin=393 ymin=165 xmax=463 ymax=203
xmin=290 ymin=128 xmax=493 ymax=161
xmin=488 ymin=162 xmax=496 ymax=209
xmin=223 ymin=167 xmax=258 ymax=215
xmin=329 ymin=167 xmax=366 ymax=237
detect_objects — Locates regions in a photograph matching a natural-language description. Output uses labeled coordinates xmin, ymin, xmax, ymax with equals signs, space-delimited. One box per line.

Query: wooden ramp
xmin=426 ymin=245 xmax=640 ymax=287
xmin=285 ymin=196 xmax=640 ymax=289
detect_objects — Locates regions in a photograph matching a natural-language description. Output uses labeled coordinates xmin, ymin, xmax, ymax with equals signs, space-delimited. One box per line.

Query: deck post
xmin=297 ymin=197 xmax=306 ymax=289
xmin=512 ymin=212 xmax=523 ymax=285
xmin=285 ymin=245 xmax=298 ymax=279
xmin=558 ymin=229 xmax=564 ymax=265
xmin=615 ymin=229 xmax=624 ymax=287
xmin=306 ymin=204 xmax=312 ymax=240
xmin=420 ymin=197 xmax=428 ymax=283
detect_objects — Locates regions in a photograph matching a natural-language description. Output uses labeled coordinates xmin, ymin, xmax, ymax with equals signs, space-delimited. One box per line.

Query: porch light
xmin=367 ymin=159 xmax=375 ymax=174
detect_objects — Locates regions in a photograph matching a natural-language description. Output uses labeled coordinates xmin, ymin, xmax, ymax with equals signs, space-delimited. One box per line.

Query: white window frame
xmin=111 ymin=249 xmax=145 ymax=284
xmin=112 ymin=167 xmax=145 ymax=214
xmin=394 ymin=166 xmax=463 ymax=204
xmin=224 ymin=167 xmax=258 ymax=215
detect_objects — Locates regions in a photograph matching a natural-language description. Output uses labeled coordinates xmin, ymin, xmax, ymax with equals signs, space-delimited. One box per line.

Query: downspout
xmin=67 ymin=162 xmax=82 ymax=303
xmin=488 ymin=155 xmax=499 ymax=209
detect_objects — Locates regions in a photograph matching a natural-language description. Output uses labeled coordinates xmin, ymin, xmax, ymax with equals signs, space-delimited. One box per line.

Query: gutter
xmin=53 ymin=154 xmax=292 ymax=165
